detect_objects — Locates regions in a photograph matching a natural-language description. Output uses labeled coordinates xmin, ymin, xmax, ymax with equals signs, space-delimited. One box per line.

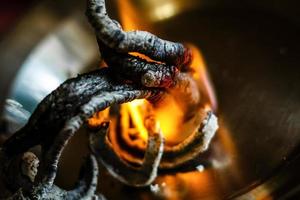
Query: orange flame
xmin=86 ymin=3 xmax=247 ymax=199
xmin=121 ymin=99 xmax=149 ymax=140
xmin=115 ymin=0 xmax=217 ymax=144
xmin=89 ymin=0 xmax=217 ymax=144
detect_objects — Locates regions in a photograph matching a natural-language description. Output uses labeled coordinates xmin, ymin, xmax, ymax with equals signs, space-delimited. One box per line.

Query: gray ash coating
xmin=0 ymin=0 xmax=218 ymax=199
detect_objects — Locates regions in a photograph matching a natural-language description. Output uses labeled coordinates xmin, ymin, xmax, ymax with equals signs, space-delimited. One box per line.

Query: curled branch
xmin=86 ymin=0 xmax=192 ymax=67
xmin=0 ymin=68 xmax=162 ymax=199
xmin=0 ymin=0 xmax=218 ymax=199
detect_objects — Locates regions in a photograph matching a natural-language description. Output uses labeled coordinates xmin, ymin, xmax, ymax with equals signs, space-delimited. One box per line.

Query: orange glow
xmin=87 ymin=1 xmax=218 ymax=145
xmin=89 ymin=52 xmax=216 ymax=145
xmin=122 ymin=99 xmax=149 ymax=140
xmin=114 ymin=1 xmax=218 ymax=144
xmin=115 ymin=45 xmax=216 ymax=143
xmin=188 ymin=44 xmax=217 ymax=111
xmin=85 ymin=4 xmax=251 ymax=199
xmin=117 ymin=0 xmax=148 ymax=31
xmin=87 ymin=108 xmax=109 ymax=128
xmin=155 ymin=171 xmax=222 ymax=200
xmin=154 ymin=96 xmax=184 ymax=142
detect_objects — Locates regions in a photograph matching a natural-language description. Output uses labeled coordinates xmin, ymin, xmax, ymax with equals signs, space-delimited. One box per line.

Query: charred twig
xmin=86 ymin=0 xmax=192 ymax=67
xmin=98 ymin=39 xmax=178 ymax=88
xmin=96 ymin=39 xmax=201 ymax=112
xmin=0 ymin=68 xmax=162 ymax=199
xmin=105 ymin=110 xmax=217 ymax=171
xmin=85 ymin=0 xmax=217 ymax=185
xmin=97 ymin=42 xmax=201 ymax=120
xmin=1 ymin=68 xmax=159 ymax=156
xmin=41 ymin=89 xmax=156 ymax=186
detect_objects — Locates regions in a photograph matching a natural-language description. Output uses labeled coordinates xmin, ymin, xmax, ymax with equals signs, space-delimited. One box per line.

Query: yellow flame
xmin=153 ymin=95 xmax=184 ymax=143
xmin=114 ymin=0 xmax=217 ymax=144
xmin=126 ymin=99 xmax=148 ymax=140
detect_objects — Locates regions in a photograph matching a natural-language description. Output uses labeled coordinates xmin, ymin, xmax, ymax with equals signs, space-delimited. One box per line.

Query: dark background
xmin=0 ymin=0 xmax=37 ymax=38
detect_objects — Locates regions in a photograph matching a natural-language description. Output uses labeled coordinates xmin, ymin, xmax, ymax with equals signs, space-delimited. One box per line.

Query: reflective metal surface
xmin=9 ymin=17 xmax=98 ymax=113
xmin=0 ymin=0 xmax=299 ymax=199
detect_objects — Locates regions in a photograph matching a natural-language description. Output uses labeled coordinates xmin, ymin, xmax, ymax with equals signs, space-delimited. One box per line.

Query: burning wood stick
xmin=104 ymin=110 xmax=218 ymax=172
xmin=98 ymin=40 xmax=201 ymax=111
xmin=0 ymin=0 xmax=218 ymax=199
xmin=98 ymin=39 xmax=177 ymax=88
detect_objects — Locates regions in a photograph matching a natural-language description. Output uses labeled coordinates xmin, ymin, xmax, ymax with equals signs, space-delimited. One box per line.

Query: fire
xmin=121 ymin=99 xmax=149 ymax=140
xmin=118 ymin=0 xmax=216 ymax=144
xmin=88 ymin=0 xmax=217 ymax=145
xmin=153 ymin=96 xmax=183 ymax=142
xmin=115 ymin=44 xmax=217 ymax=144
xmin=85 ymin=3 xmax=246 ymax=199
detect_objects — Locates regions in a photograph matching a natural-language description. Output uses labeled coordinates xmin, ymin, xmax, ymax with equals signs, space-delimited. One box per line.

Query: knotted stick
xmin=85 ymin=0 xmax=217 ymax=175
xmin=42 ymin=89 xmax=154 ymax=186
xmin=0 ymin=68 xmax=162 ymax=199
xmin=0 ymin=0 xmax=218 ymax=198
xmin=86 ymin=0 xmax=192 ymax=67
xmin=98 ymin=39 xmax=177 ymax=88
